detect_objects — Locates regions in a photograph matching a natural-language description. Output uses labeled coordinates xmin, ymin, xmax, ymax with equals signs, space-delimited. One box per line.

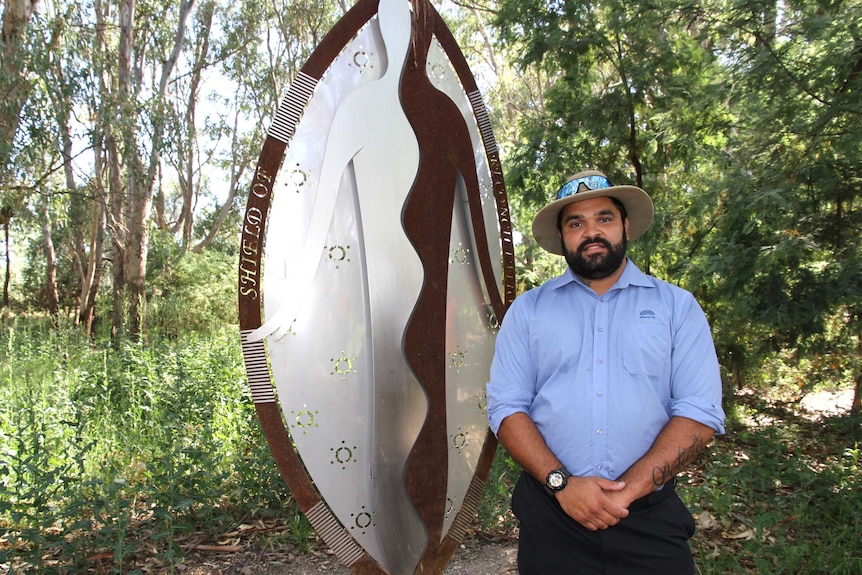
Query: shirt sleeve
xmin=669 ymin=293 xmax=726 ymax=434
xmin=486 ymin=295 xmax=537 ymax=436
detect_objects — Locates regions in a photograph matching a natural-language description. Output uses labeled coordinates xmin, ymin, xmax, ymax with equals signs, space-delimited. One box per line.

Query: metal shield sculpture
xmin=238 ymin=0 xmax=516 ymax=573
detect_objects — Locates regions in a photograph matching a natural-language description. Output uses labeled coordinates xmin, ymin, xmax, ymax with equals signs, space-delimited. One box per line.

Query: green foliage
xmin=477 ymin=446 xmax=520 ymax=534
xmin=2 ymin=0 xmax=861 ymax=571
xmin=683 ymin=400 xmax=862 ymax=574
xmin=146 ymin=235 xmax=238 ymax=336
xmin=0 ymin=319 xmax=301 ymax=573
xmin=688 ymin=0 xmax=862 ymax=388
xmin=493 ymin=0 xmax=862 ymax=394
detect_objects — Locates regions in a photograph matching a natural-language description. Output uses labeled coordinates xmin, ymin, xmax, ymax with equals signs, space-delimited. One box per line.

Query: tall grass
xmin=0 ymin=317 xmax=295 ymax=573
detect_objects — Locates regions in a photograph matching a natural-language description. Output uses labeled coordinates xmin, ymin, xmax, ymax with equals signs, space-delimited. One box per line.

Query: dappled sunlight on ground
xmin=799 ymin=388 xmax=854 ymax=419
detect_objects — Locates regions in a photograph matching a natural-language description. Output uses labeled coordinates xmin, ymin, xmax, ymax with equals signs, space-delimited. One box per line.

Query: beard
xmin=563 ymin=234 xmax=627 ymax=280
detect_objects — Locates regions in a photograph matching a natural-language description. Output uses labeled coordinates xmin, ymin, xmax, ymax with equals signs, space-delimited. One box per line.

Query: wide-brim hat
xmin=532 ymin=170 xmax=654 ymax=255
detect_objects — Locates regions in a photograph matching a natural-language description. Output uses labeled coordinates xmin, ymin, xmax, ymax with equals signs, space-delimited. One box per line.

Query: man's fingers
xmin=572 ymin=502 xmax=625 ymax=531
xmin=559 ymin=476 xmax=631 ymax=530
xmin=583 ymin=512 xmax=622 ymax=531
xmin=599 ymin=479 xmax=626 ymax=492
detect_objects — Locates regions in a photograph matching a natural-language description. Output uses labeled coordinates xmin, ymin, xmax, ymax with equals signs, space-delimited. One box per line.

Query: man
xmin=486 ymin=170 xmax=725 ymax=574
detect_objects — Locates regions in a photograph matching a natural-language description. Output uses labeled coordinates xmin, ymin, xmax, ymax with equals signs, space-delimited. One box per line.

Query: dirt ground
xmin=178 ymin=535 xmax=518 ymax=575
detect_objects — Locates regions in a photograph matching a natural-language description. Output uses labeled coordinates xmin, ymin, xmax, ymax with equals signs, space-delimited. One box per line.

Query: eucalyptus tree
xmin=0 ymin=0 xmax=96 ymax=317
xmin=106 ymin=0 xmax=199 ymax=337
xmin=3 ymin=0 xmax=350 ymax=332
xmin=41 ymin=6 xmax=86 ymax=319
xmin=1 ymin=0 xmax=41 ymax=183
xmin=40 ymin=1 xmax=101 ymax=321
xmin=1 ymin=0 xmax=205 ymax=335
xmin=6 ymin=0 xmax=210 ymax=334
xmin=189 ymin=0 xmax=346 ymax=257
xmin=155 ymin=0 xmax=216 ymax=249
xmin=1 ymin=0 xmax=41 ymax=306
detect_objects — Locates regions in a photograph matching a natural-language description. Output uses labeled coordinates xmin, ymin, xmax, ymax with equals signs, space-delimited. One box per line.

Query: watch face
xmin=548 ymin=471 xmax=564 ymax=489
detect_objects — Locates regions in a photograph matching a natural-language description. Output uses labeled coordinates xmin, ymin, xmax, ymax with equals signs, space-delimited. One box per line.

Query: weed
xmin=0 ymin=322 xmax=306 ymax=573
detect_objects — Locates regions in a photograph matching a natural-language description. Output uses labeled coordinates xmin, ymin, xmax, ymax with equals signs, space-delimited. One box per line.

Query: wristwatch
xmin=544 ymin=467 xmax=571 ymax=495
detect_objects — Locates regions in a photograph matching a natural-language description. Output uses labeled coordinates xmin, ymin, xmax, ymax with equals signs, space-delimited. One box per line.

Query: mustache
xmin=577 ymin=237 xmax=613 ymax=252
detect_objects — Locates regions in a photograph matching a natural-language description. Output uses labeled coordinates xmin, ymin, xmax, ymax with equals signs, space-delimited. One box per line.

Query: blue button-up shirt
xmin=487 ymin=259 xmax=725 ymax=480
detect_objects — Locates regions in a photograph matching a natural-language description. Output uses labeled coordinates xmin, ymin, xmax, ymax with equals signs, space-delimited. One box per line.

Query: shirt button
xmin=597 ymin=358 xmax=603 ymax=364
xmin=597 ymin=464 xmax=604 ymax=470
xmin=597 ymin=327 xmax=604 ymax=332
xmin=596 ymin=428 xmax=603 ymax=435
xmin=597 ymin=391 xmax=604 ymax=397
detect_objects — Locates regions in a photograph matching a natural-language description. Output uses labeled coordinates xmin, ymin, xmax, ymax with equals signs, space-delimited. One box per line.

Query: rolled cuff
xmin=487 ymin=405 xmax=529 ymax=437
xmin=670 ymin=397 xmax=726 ymax=435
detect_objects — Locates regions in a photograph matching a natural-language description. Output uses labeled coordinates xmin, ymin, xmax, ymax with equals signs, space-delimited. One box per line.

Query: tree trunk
xmin=54 ymin=69 xmax=84 ymax=321
xmin=41 ymin=203 xmax=60 ymax=315
xmin=192 ymin=166 xmax=242 ymax=253
xmin=124 ymin=183 xmax=150 ymax=339
xmin=0 ymin=0 xmax=41 ymax=176
xmin=113 ymin=0 xmax=196 ymax=338
xmin=107 ymin=131 xmax=126 ymax=338
xmin=176 ymin=1 xmax=213 ymax=250
xmin=193 ymin=86 xmax=244 ymax=253
xmin=853 ymin=335 xmax=862 ymax=414
xmin=74 ymin=110 xmax=106 ymax=333
xmin=2 ymin=209 xmax=10 ymax=308
xmin=77 ymin=182 xmax=106 ymax=334
xmin=90 ymin=0 xmax=125 ymax=338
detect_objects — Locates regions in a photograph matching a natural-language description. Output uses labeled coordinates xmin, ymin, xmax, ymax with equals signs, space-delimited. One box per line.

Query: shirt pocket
xmin=621 ymin=323 xmax=670 ymax=379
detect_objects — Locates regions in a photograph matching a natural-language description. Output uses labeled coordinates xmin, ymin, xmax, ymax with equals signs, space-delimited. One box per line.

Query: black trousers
xmin=511 ymin=472 xmax=696 ymax=575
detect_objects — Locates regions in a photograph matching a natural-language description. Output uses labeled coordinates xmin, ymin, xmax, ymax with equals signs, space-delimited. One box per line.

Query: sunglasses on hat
xmin=556 ymin=175 xmax=614 ymax=199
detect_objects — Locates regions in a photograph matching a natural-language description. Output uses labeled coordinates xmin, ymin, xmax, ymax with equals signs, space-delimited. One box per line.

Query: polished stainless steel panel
xmin=253 ymin=1 xmax=505 ymax=573
xmin=259 ymin=1 xmax=427 ymax=572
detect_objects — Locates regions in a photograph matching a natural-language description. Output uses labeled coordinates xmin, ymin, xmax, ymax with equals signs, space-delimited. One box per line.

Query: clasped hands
xmin=555 ymin=475 xmax=634 ymax=531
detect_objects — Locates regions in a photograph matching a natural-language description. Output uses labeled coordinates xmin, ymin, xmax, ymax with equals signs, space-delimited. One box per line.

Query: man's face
xmin=558 ymin=196 xmax=629 ymax=280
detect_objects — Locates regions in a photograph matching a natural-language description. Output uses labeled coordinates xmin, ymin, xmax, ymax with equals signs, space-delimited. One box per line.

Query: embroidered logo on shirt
xmin=639 ymin=310 xmax=656 ymax=320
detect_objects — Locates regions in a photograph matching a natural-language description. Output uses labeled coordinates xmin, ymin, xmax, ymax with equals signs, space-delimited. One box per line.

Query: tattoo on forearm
xmin=652 ymin=434 xmax=707 ymax=487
